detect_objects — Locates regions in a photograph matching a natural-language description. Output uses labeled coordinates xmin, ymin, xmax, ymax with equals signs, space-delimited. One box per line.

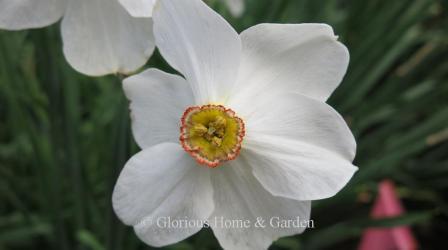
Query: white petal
xmin=61 ymin=0 xmax=155 ymax=76
xmin=231 ymin=23 xmax=349 ymax=103
xmin=0 ymin=0 xmax=65 ymax=30
xmin=123 ymin=68 xmax=194 ymax=149
xmin=112 ymin=143 xmax=214 ymax=247
xmin=210 ymin=161 xmax=311 ymax=250
xmin=235 ymin=92 xmax=356 ymax=161
xmin=244 ymin=138 xmax=357 ymax=201
xmin=223 ymin=0 xmax=244 ymax=17
xmin=153 ymin=0 xmax=241 ymax=104
xmin=118 ymin=0 xmax=156 ymax=17
xmin=238 ymin=95 xmax=357 ymax=201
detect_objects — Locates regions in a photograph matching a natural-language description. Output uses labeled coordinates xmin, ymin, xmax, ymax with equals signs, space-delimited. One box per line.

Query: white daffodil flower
xmin=0 ymin=0 xmax=155 ymax=76
xmin=112 ymin=0 xmax=357 ymax=249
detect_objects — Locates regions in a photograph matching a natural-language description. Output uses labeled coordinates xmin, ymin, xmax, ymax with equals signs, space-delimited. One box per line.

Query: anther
xmin=211 ymin=137 xmax=222 ymax=147
xmin=192 ymin=124 xmax=208 ymax=136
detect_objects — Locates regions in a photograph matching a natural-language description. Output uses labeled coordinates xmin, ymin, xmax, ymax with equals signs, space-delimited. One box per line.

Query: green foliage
xmin=1 ymin=0 xmax=447 ymax=249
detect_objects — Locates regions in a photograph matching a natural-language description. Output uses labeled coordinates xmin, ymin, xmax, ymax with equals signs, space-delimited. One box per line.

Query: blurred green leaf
xmin=77 ymin=230 xmax=105 ymax=250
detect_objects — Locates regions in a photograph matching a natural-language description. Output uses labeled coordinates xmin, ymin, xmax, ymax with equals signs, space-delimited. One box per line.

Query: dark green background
xmin=1 ymin=0 xmax=448 ymax=249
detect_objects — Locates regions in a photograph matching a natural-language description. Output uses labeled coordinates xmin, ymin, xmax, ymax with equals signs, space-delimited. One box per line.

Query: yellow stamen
xmin=211 ymin=137 xmax=222 ymax=147
xmin=191 ymin=124 xmax=208 ymax=136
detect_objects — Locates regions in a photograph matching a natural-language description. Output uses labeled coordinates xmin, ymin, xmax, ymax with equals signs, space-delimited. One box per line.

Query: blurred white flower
xmin=112 ymin=0 xmax=357 ymax=249
xmin=120 ymin=0 xmax=245 ymax=18
xmin=0 ymin=0 xmax=155 ymax=76
xmin=118 ymin=0 xmax=157 ymax=17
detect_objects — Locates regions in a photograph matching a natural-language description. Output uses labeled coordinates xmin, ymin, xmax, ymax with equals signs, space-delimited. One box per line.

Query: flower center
xmin=180 ymin=105 xmax=245 ymax=168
